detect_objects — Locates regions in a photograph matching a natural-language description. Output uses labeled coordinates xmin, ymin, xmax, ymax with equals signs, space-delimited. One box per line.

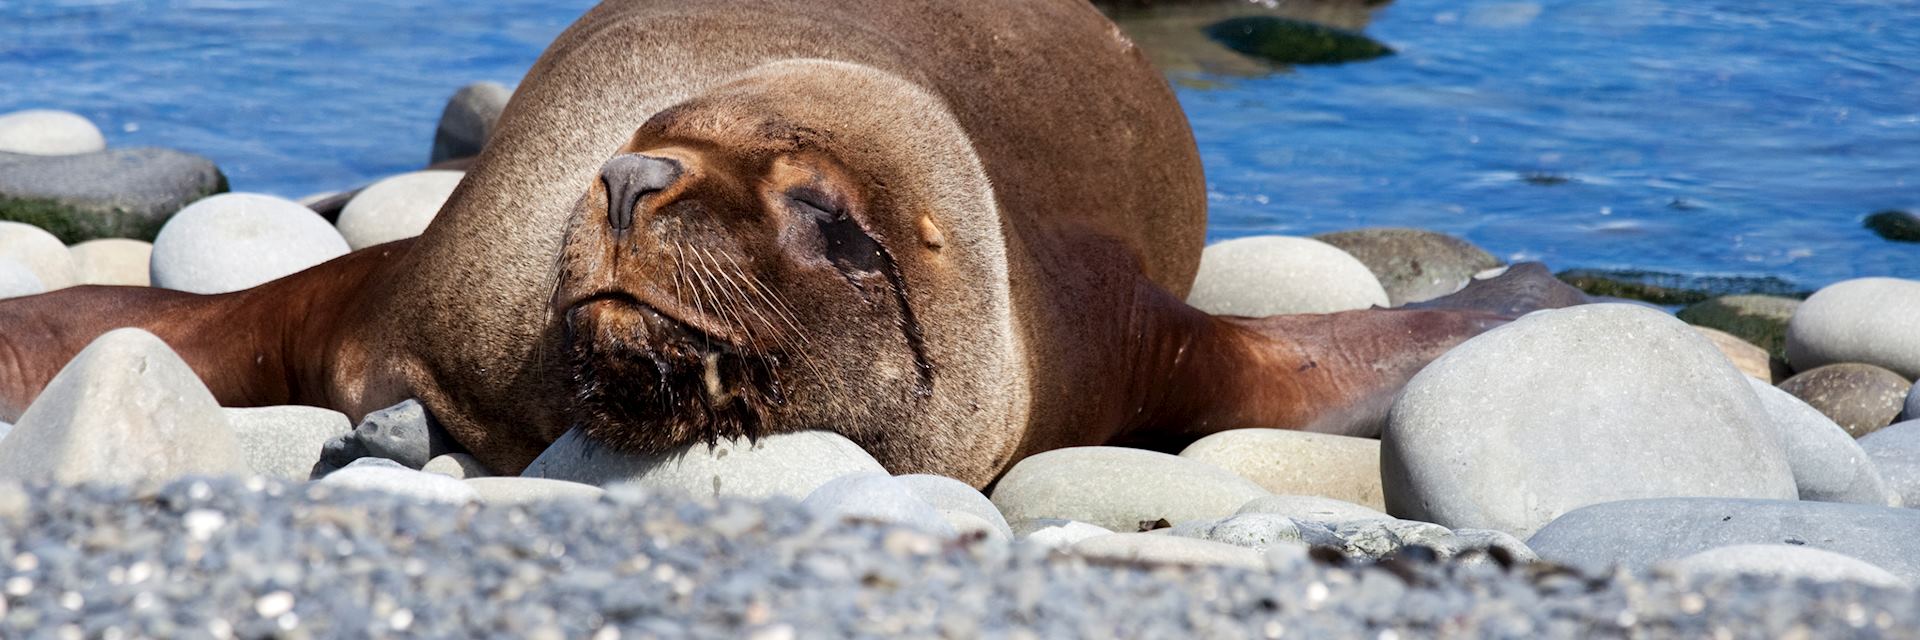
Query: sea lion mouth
xmin=562 ymin=292 xmax=784 ymax=452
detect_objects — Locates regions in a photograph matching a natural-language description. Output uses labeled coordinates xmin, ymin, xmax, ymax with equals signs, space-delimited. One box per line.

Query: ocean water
xmin=2 ymin=0 xmax=1915 ymax=288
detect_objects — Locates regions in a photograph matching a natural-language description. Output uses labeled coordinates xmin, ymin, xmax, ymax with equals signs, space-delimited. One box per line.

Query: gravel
xmin=0 ymin=477 xmax=1914 ymax=638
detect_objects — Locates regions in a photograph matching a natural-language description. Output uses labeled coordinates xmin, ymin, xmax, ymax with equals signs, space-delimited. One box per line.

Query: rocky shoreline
xmin=2 ymin=91 xmax=1920 ymax=637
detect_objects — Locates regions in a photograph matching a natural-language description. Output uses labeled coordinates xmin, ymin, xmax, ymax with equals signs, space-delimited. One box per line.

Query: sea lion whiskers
xmin=698 ymin=243 xmax=828 ymax=384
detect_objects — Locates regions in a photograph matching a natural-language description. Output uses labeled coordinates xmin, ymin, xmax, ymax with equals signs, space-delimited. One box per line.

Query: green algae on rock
xmin=1204 ymin=16 xmax=1393 ymax=65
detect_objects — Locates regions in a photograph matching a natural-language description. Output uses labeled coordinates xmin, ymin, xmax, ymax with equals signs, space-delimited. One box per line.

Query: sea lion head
xmin=553 ymin=60 xmax=1026 ymax=482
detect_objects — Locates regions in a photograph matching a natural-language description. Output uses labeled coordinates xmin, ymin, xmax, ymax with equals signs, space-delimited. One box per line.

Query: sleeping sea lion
xmin=0 ymin=0 xmax=1579 ymax=487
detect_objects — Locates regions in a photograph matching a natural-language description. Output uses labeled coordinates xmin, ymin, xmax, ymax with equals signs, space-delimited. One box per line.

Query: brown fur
xmin=0 ymin=0 xmax=1565 ymax=487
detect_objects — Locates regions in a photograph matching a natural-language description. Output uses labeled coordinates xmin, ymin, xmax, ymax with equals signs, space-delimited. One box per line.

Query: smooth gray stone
xmin=149 ymin=193 xmax=348 ymax=294
xmin=1450 ymin=529 xmax=1539 ymax=564
xmin=1333 ymin=519 xmax=1458 ymax=560
xmin=318 ymin=458 xmax=477 ymax=504
xmin=1383 ymin=304 xmax=1798 ymax=537
xmin=1071 ymin=533 xmax=1268 ymax=570
xmin=0 ymin=328 xmax=247 ymax=484
xmin=990 ymin=446 xmax=1271 ymax=533
xmin=802 ymin=472 xmax=954 ymax=537
xmin=1906 ymin=385 xmax=1920 ymax=422
xmin=1236 ymin=495 xmax=1392 ymax=524
xmin=895 ymin=474 xmax=1012 ymax=539
xmin=0 ymin=258 xmax=43 ymax=299
xmin=0 ymin=421 xmax=10 ymax=442
xmin=465 ymin=477 xmax=604 ymax=505
xmin=0 ymin=148 xmax=225 ymax=242
xmin=1170 ymin=513 xmax=1324 ymax=553
xmin=1664 ymin=544 xmax=1908 ymax=590
xmin=1179 ymin=429 xmax=1385 ymax=511
xmin=1313 ymin=227 xmax=1503 ymax=306
xmin=1786 ymin=277 xmax=1920 ymax=380
xmin=1744 ymin=377 xmax=1894 ymax=505
xmin=1528 ymin=497 xmax=1920 ymax=584
xmin=0 ymin=221 xmax=76 ymax=290
xmin=1858 ymin=420 xmax=1920 ymax=509
xmin=0 ymin=109 xmax=104 ymax=156
xmin=430 ymin=81 xmax=510 ymax=164
xmin=1186 ymin=235 xmax=1388 ymax=315
xmin=422 ymin=453 xmax=493 ymax=479
xmin=313 ymin=399 xmax=459 ymax=477
xmin=224 ymin=406 xmax=351 ymax=482
xmin=527 ymin=428 xmax=884 ymax=499
xmin=335 ymin=170 xmax=463 ymax=250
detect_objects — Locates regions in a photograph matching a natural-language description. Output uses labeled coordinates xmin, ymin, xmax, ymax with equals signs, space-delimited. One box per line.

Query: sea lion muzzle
xmin=600 ymin=153 xmax=683 ymax=231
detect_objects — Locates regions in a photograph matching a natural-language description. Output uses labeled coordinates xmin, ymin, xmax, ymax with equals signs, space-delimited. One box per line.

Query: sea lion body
xmin=0 ymin=0 xmax=1561 ymax=487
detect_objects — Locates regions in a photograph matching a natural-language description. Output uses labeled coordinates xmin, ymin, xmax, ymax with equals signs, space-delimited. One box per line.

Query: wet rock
xmin=431 ymin=82 xmax=511 ymax=164
xmin=1383 ymin=304 xmax=1798 ymax=537
xmin=1236 ymin=494 xmax=1391 ymax=524
xmin=422 ymin=453 xmax=493 ymax=479
xmin=803 ymin=472 xmax=954 ymax=536
xmin=1864 ymin=209 xmax=1920 ymax=243
xmin=0 ymin=109 xmax=104 ymax=156
xmin=1528 ymin=497 xmax=1920 ymax=584
xmin=0 ymin=257 xmax=44 ymax=299
xmin=0 ymin=148 xmax=226 ymax=243
xmin=1313 ymin=227 xmax=1502 ymax=306
xmin=225 ymin=406 xmax=351 ymax=482
xmin=149 ymin=193 xmax=349 ymax=294
xmin=1678 ymin=295 xmax=1800 ymax=361
xmin=317 ymin=458 xmax=477 ymax=504
xmin=1776 ymin=363 xmax=1911 ymax=438
xmin=1557 ymin=269 xmax=1808 ymax=307
xmin=991 ymin=446 xmax=1270 ymax=533
xmin=1859 ymin=420 xmax=1920 ymax=509
xmin=466 ymin=477 xmax=605 ymax=505
xmin=0 ymin=328 xmax=247 ymax=484
xmin=1186 ymin=235 xmax=1388 ymax=315
xmin=1179 ymin=429 xmax=1384 ymax=510
xmin=1665 ymin=544 xmax=1908 ymax=590
xmin=1203 ymin=16 xmax=1393 ymax=65
xmin=1695 ymin=327 xmax=1775 ymax=383
xmin=67 ymin=238 xmax=152 ymax=286
xmin=525 ymin=428 xmax=885 ymax=499
xmin=0 ymin=221 xmax=77 ymax=290
xmin=1787 ymin=278 xmax=1920 ymax=379
xmin=335 ymin=170 xmax=463 ymax=250
xmin=1072 ymin=533 xmax=1268 ymax=569
xmin=1745 ymin=377 xmax=1895 ymax=506
xmin=895 ymin=474 xmax=1013 ymax=540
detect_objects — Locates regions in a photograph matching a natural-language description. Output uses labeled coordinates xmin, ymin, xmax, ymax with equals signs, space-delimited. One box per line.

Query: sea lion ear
xmin=600 ymin=153 xmax=683 ymax=231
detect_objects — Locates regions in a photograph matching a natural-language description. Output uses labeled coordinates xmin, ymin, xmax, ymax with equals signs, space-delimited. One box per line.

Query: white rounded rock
xmin=526 ymin=428 xmax=885 ymax=499
xmin=0 ymin=109 xmax=106 ymax=156
xmin=1072 ymin=533 xmax=1268 ymax=570
xmin=1180 ymin=429 xmax=1385 ymax=511
xmin=1859 ymin=420 xmax=1920 ymax=509
xmin=895 ymin=474 xmax=1012 ymax=539
xmin=68 ymin=238 xmax=153 ymax=286
xmin=1786 ymin=278 xmax=1920 ymax=380
xmin=319 ymin=458 xmax=478 ymax=504
xmin=1236 ymin=495 xmax=1392 ymax=524
xmin=1015 ymin=519 xmax=1115 ymax=551
xmin=1665 ymin=544 xmax=1909 ymax=590
xmin=422 ymin=453 xmax=493 ymax=479
xmin=803 ymin=472 xmax=954 ymax=536
xmin=0 ymin=258 xmax=44 ymax=300
xmin=1186 ymin=235 xmax=1389 ymax=316
xmin=466 ymin=477 xmax=605 ymax=505
xmin=0 ymin=221 xmax=78 ymax=290
xmin=335 ymin=171 xmax=464 ymax=250
xmin=150 ymin=193 xmax=350 ymax=294
xmin=990 ymin=446 xmax=1271 ymax=533
xmin=1744 ymin=377 xmax=1894 ymax=506
xmin=1383 ymin=303 xmax=1798 ymax=538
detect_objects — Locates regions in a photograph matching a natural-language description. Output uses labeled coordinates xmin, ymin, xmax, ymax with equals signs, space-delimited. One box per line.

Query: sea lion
xmin=0 ymin=0 xmax=1579 ymax=487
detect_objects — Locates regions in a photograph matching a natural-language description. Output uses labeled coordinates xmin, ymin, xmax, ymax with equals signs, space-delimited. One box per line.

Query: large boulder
xmin=1185 ymin=235 xmax=1388 ymax=316
xmin=1786 ymin=278 xmax=1920 ymax=379
xmin=1178 ymin=429 xmax=1384 ymax=510
xmin=1313 ymin=228 xmax=1502 ymax=306
xmin=149 ymin=193 xmax=350 ymax=294
xmin=430 ymin=82 xmax=511 ymax=164
xmin=0 ymin=148 xmax=226 ymax=243
xmin=0 ymin=329 xmax=247 ymax=484
xmin=0 ymin=110 xmax=105 ymax=156
xmin=990 ymin=446 xmax=1270 ymax=533
xmin=1775 ymin=363 xmax=1911 ymax=438
xmin=1744 ymin=378 xmax=1895 ymax=506
xmin=1383 ymin=304 xmax=1798 ymax=537
xmin=523 ymin=428 xmax=885 ymax=500
xmin=334 ymin=170 xmax=464 ymax=250
xmin=1528 ymin=497 xmax=1920 ymax=585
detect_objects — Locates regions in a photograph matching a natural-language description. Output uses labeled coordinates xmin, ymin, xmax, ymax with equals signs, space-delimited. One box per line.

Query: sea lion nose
xmin=601 ymin=153 xmax=683 ymax=231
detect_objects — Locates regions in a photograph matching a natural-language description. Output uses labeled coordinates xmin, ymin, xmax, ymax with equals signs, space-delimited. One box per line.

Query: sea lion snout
xmin=600 ymin=153 xmax=683 ymax=231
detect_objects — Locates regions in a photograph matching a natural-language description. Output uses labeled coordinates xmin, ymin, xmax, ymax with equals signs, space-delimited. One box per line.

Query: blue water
xmin=3 ymin=0 xmax=1916 ymax=288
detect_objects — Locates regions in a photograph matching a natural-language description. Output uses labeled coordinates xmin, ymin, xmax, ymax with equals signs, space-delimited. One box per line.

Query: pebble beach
xmin=5 ymin=0 xmax=1920 ymax=637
